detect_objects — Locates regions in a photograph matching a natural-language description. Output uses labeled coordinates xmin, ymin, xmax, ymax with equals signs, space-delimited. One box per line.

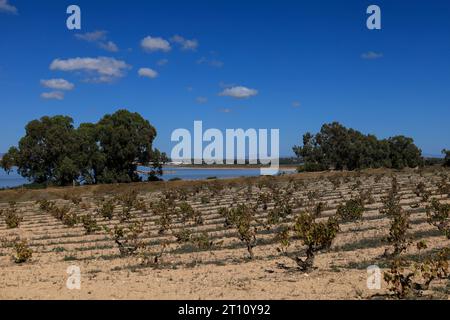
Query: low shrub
xmin=426 ymin=198 xmax=450 ymax=239
xmin=293 ymin=212 xmax=340 ymax=271
xmin=133 ymin=198 xmax=148 ymax=213
xmin=96 ymin=198 xmax=115 ymax=220
xmin=36 ymin=199 xmax=55 ymax=212
xmin=336 ymin=198 xmax=365 ymax=222
xmin=178 ymin=202 xmax=203 ymax=225
xmin=220 ymin=204 xmax=257 ymax=259
xmin=274 ymin=225 xmax=291 ymax=255
xmin=50 ymin=205 xmax=71 ymax=221
xmin=359 ymin=189 xmax=375 ymax=204
xmin=384 ymin=248 xmax=449 ymax=299
xmin=174 ymin=228 xmax=193 ymax=243
xmin=115 ymin=190 xmax=138 ymax=208
xmin=62 ymin=211 xmax=79 ymax=227
xmin=118 ymin=205 xmax=133 ymax=222
xmin=153 ymin=199 xmax=174 ymax=234
xmin=257 ymin=192 xmax=271 ymax=211
xmin=415 ymin=182 xmax=431 ymax=202
xmin=63 ymin=193 xmax=82 ymax=205
xmin=104 ymin=221 xmax=146 ymax=256
xmin=4 ymin=208 xmax=23 ymax=229
xmin=381 ymin=177 xmax=410 ymax=257
xmin=13 ymin=239 xmax=33 ymax=263
xmin=386 ymin=210 xmax=410 ymax=257
xmin=200 ymin=195 xmax=210 ymax=204
xmin=0 ymin=238 xmax=34 ymax=264
xmin=266 ymin=199 xmax=292 ymax=227
xmin=81 ymin=214 xmax=100 ymax=234
xmin=313 ymin=201 xmax=327 ymax=218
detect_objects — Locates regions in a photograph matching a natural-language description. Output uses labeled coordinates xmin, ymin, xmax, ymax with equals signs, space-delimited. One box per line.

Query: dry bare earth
xmin=0 ymin=169 xmax=449 ymax=300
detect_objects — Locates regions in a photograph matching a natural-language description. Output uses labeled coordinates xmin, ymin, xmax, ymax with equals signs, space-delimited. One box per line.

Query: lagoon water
xmin=157 ymin=167 xmax=293 ymax=181
xmin=0 ymin=166 xmax=295 ymax=189
xmin=0 ymin=169 xmax=29 ymax=189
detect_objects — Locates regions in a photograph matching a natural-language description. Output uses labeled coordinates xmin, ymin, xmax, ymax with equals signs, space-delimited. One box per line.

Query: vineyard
xmin=0 ymin=168 xmax=449 ymax=299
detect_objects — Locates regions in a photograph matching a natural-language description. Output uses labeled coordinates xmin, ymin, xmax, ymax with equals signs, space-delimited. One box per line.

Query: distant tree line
xmin=1 ymin=110 xmax=168 ymax=186
xmin=443 ymin=149 xmax=450 ymax=167
xmin=293 ymin=122 xmax=424 ymax=171
xmin=279 ymin=157 xmax=303 ymax=165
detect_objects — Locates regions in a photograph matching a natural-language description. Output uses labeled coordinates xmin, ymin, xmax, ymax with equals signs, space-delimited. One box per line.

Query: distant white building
xmin=166 ymin=161 xmax=183 ymax=166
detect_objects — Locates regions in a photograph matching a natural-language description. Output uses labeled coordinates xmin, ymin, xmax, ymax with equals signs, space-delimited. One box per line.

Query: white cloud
xmin=75 ymin=31 xmax=119 ymax=52
xmin=219 ymin=86 xmax=258 ymax=99
xmin=40 ymin=79 xmax=74 ymax=91
xmin=50 ymin=57 xmax=131 ymax=83
xmin=99 ymin=41 xmax=119 ymax=52
xmin=182 ymin=39 xmax=198 ymax=51
xmin=170 ymin=35 xmax=199 ymax=51
xmin=197 ymin=57 xmax=223 ymax=68
xmin=361 ymin=51 xmax=383 ymax=60
xmin=157 ymin=59 xmax=169 ymax=66
xmin=196 ymin=96 xmax=208 ymax=104
xmin=0 ymin=0 xmax=17 ymax=14
xmin=138 ymin=68 xmax=158 ymax=79
xmin=141 ymin=36 xmax=171 ymax=53
xmin=41 ymin=91 xmax=64 ymax=100
xmin=75 ymin=30 xmax=107 ymax=42
xmin=219 ymin=108 xmax=232 ymax=113
xmin=292 ymin=101 xmax=301 ymax=108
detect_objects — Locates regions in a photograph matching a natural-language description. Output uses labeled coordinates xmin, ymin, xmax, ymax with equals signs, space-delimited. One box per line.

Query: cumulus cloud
xmin=141 ymin=36 xmax=171 ymax=53
xmin=75 ymin=30 xmax=106 ymax=42
xmin=75 ymin=30 xmax=119 ymax=52
xmin=41 ymin=91 xmax=64 ymax=100
xmin=170 ymin=35 xmax=199 ymax=51
xmin=197 ymin=56 xmax=223 ymax=68
xmin=50 ymin=57 xmax=131 ymax=83
xmin=157 ymin=59 xmax=169 ymax=66
xmin=99 ymin=41 xmax=119 ymax=52
xmin=219 ymin=86 xmax=258 ymax=99
xmin=0 ymin=0 xmax=17 ymax=14
xmin=196 ymin=96 xmax=208 ymax=104
xmin=40 ymin=79 xmax=74 ymax=91
xmin=138 ymin=68 xmax=158 ymax=79
xmin=361 ymin=51 xmax=383 ymax=60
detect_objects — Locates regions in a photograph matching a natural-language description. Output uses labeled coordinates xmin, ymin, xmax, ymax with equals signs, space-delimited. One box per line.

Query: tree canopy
xmin=293 ymin=122 xmax=423 ymax=171
xmin=443 ymin=149 xmax=450 ymax=167
xmin=1 ymin=110 xmax=168 ymax=186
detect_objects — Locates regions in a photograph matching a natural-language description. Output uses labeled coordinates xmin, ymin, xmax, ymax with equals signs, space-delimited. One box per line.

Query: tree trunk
xmin=247 ymin=244 xmax=254 ymax=259
xmin=296 ymin=247 xmax=315 ymax=271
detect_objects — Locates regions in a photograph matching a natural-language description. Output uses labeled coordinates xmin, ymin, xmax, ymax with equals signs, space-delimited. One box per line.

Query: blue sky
xmin=0 ymin=0 xmax=449 ymax=157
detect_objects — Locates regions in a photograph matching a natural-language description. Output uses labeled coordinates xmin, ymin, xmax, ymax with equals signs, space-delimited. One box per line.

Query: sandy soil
xmin=0 ymin=169 xmax=449 ymax=300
